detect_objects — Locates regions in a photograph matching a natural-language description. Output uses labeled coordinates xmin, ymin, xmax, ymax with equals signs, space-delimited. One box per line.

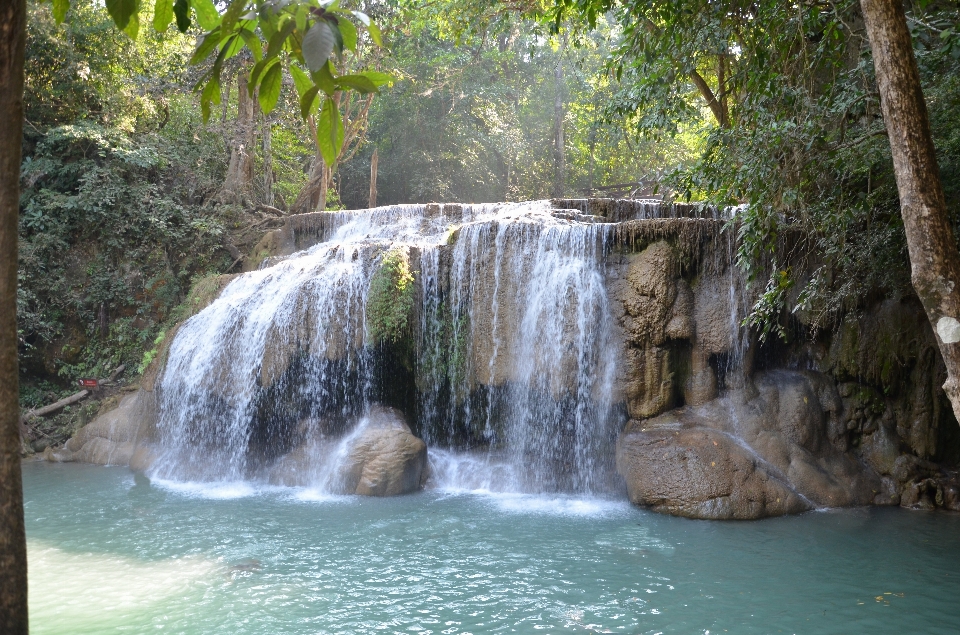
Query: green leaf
xmin=220 ymin=0 xmax=248 ymax=39
xmin=316 ymin=97 xmax=344 ymax=166
xmin=249 ymin=58 xmax=277 ymax=94
xmin=311 ymin=61 xmax=336 ymax=95
xmin=367 ymin=21 xmax=382 ymax=47
xmin=193 ymin=0 xmax=219 ymax=31
xmin=222 ymin=34 xmax=245 ymax=60
xmin=302 ymin=21 xmax=334 ymax=72
xmin=153 ymin=0 xmax=173 ymax=31
xmin=52 ymin=0 xmax=70 ymax=24
xmin=190 ymin=28 xmax=222 ymax=64
xmin=300 ymin=84 xmax=321 ymax=119
xmin=238 ymin=28 xmax=262 ymax=61
xmin=335 ymin=74 xmax=378 ymax=94
xmin=123 ymin=9 xmax=140 ymax=39
xmin=295 ymin=4 xmax=308 ymax=33
xmin=290 ymin=65 xmax=313 ymax=101
xmin=200 ymin=76 xmax=221 ymax=122
xmin=356 ymin=71 xmax=393 ymax=88
xmin=338 ymin=16 xmax=357 ymax=51
xmin=173 ymin=0 xmax=190 ymax=32
xmin=266 ymin=20 xmax=296 ymax=59
xmin=258 ymin=63 xmax=283 ymax=114
xmin=105 ymin=0 xmax=138 ymax=30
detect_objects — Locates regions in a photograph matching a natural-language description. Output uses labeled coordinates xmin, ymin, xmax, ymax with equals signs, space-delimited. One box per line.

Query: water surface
xmin=24 ymin=462 xmax=960 ymax=634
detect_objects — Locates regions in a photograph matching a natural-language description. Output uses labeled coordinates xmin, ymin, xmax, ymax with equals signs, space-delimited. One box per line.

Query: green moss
xmin=366 ymin=247 xmax=416 ymax=345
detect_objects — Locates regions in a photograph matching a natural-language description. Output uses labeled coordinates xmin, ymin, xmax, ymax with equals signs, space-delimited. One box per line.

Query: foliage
xmin=339 ymin=4 xmax=694 ymax=206
xmin=19 ymin=2 xmax=230 ymax=381
xmin=46 ymin=0 xmax=391 ymax=166
xmin=366 ymin=247 xmax=415 ymax=345
xmin=551 ymin=0 xmax=960 ymax=334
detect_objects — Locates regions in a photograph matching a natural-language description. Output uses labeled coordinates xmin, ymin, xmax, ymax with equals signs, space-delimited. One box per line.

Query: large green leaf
xmin=123 ymin=9 xmax=140 ymax=39
xmin=315 ymin=97 xmax=344 ymax=166
xmin=338 ymin=15 xmax=357 ymax=51
xmin=356 ymin=71 xmax=393 ymax=88
xmin=335 ymin=74 xmax=378 ymax=94
xmin=219 ymin=0 xmax=249 ymax=38
xmin=311 ymin=61 xmax=336 ymax=96
xmin=266 ymin=19 xmax=296 ymax=59
xmin=289 ymin=65 xmax=313 ymax=102
xmin=258 ymin=63 xmax=283 ymax=114
xmin=190 ymin=28 xmax=222 ymax=64
xmin=193 ymin=0 xmax=220 ymax=31
xmin=238 ymin=28 xmax=263 ymax=61
xmin=300 ymin=84 xmax=321 ymax=119
xmin=105 ymin=0 xmax=138 ymax=30
xmin=249 ymin=58 xmax=278 ymax=94
xmin=302 ymin=21 xmax=334 ymax=72
xmin=200 ymin=75 xmax=221 ymax=122
xmin=153 ymin=0 xmax=173 ymax=31
xmin=52 ymin=0 xmax=70 ymax=24
xmin=173 ymin=0 xmax=190 ymax=32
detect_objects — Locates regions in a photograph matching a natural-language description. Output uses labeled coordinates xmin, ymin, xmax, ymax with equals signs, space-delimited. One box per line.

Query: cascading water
xmin=418 ymin=215 xmax=619 ymax=493
xmin=151 ymin=200 xmax=726 ymax=495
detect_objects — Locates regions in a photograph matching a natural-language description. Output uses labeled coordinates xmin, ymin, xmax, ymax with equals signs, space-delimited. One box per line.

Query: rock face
xmin=617 ymin=371 xmax=887 ymax=519
xmin=44 ymin=391 xmax=152 ymax=466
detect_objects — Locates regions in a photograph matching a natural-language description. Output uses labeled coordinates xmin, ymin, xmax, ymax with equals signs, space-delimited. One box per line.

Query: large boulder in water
xmin=617 ymin=370 xmax=887 ymax=519
xmin=337 ymin=407 xmax=428 ymax=496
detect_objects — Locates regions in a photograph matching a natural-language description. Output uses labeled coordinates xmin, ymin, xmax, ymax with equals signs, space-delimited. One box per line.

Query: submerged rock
xmin=617 ymin=370 xmax=887 ymax=520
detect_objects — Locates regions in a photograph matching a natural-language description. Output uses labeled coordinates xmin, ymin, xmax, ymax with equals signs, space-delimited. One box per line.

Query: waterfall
xmin=150 ymin=200 xmax=724 ymax=494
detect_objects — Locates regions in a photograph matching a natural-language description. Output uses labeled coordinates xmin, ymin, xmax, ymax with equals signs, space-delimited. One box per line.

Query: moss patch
xmin=366 ymin=247 xmax=416 ymax=345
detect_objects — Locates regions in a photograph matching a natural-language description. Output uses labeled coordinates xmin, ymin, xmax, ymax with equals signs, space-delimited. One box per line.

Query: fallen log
xmin=18 ymin=364 xmax=126 ymax=441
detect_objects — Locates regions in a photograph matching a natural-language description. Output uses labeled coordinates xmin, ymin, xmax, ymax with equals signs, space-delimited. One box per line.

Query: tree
xmin=860 ymin=0 xmax=960 ymax=423
xmin=0 ymin=0 xmax=29 ymax=629
xmin=0 ymin=1 xmax=386 ymax=629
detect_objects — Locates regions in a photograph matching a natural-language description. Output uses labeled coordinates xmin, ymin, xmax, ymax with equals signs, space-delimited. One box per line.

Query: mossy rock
xmin=366 ymin=247 xmax=416 ymax=345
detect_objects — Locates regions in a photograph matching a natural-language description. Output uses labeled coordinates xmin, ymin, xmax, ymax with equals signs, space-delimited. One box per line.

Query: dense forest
xmin=10 ymin=0 xmax=960 ymax=440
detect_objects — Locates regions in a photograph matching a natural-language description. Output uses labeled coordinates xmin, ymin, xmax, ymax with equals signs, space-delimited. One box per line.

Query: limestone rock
xmin=617 ymin=370 xmax=885 ymax=519
xmin=338 ymin=406 xmax=427 ymax=496
xmin=617 ymin=424 xmax=810 ymax=519
xmin=47 ymin=391 xmax=150 ymax=467
xmin=692 ymin=274 xmax=737 ymax=354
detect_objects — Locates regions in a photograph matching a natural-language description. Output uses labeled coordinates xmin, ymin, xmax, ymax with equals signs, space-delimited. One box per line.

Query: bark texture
xmin=0 ymin=0 xmax=29 ymax=631
xmin=552 ymin=51 xmax=566 ymax=198
xmin=861 ymin=0 xmax=960 ymax=425
xmin=222 ymin=72 xmax=257 ymax=201
xmin=368 ymin=147 xmax=378 ymax=208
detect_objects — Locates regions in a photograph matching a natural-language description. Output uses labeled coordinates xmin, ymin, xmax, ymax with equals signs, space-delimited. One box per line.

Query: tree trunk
xmin=222 ymin=72 xmax=257 ymax=202
xmin=552 ymin=44 xmax=566 ymax=199
xmin=262 ymin=117 xmax=273 ymax=208
xmin=0 ymin=0 xmax=29 ymax=631
xmin=861 ymin=0 xmax=960 ymax=425
xmin=290 ymin=115 xmax=330 ymax=215
xmin=368 ymin=147 xmax=378 ymax=208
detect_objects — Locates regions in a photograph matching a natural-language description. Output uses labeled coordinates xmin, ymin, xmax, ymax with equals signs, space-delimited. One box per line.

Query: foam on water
xmin=150 ymin=478 xmax=269 ymax=499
